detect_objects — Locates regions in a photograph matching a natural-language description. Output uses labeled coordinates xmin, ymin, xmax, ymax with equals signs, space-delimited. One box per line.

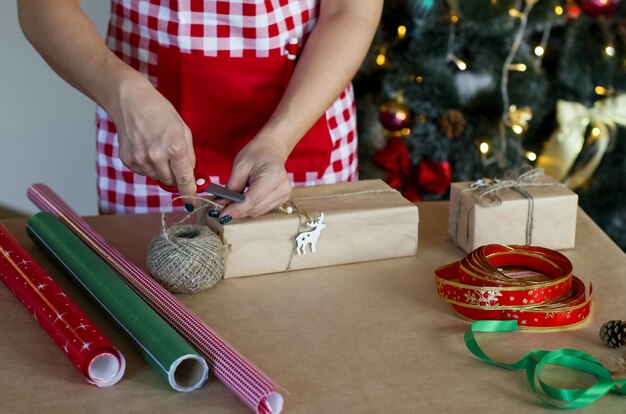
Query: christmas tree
xmin=355 ymin=0 xmax=626 ymax=250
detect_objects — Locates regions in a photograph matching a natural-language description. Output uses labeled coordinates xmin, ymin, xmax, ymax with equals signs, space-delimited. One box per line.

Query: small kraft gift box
xmin=202 ymin=179 xmax=419 ymax=278
xmin=448 ymin=169 xmax=578 ymax=253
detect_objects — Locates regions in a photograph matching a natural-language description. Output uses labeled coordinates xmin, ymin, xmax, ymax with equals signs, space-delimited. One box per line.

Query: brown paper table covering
xmin=1 ymin=201 xmax=625 ymax=413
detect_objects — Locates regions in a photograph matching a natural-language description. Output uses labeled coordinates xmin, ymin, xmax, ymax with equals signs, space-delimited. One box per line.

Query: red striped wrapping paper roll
xmin=435 ymin=244 xmax=592 ymax=329
xmin=27 ymin=183 xmax=283 ymax=414
xmin=0 ymin=223 xmax=125 ymax=386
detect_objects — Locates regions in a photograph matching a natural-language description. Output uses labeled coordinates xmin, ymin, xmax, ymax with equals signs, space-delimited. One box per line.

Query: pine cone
xmin=438 ymin=109 xmax=467 ymax=139
xmin=599 ymin=320 xmax=626 ymax=348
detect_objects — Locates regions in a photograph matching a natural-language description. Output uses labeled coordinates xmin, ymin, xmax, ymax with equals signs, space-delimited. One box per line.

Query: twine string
xmin=147 ymin=196 xmax=225 ymax=293
xmin=281 ymin=188 xmax=401 ymax=271
xmin=290 ymin=188 xmax=398 ymax=202
xmin=159 ymin=196 xmax=221 ymax=243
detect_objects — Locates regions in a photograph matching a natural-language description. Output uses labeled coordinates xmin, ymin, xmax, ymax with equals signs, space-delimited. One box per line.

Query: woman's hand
xmin=215 ymin=0 xmax=383 ymax=222
xmin=111 ymin=76 xmax=198 ymax=203
xmin=218 ymin=136 xmax=292 ymax=221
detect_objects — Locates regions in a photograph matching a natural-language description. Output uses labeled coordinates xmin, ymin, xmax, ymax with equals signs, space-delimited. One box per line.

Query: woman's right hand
xmin=109 ymin=76 xmax=198 ymax=203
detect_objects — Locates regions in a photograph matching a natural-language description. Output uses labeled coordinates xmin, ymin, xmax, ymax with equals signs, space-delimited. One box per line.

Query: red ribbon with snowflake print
xmin=0 ymin=224 xmax=125 ymax=386
xmin=435 ymin=245 xmax=592 ymax=329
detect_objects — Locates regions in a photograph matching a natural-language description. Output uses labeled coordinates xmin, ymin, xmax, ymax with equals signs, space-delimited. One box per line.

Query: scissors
xmin=153 ymin=173 xmax=246 ymax=203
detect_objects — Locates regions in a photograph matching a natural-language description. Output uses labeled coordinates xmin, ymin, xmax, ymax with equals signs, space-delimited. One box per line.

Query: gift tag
xmin=295 ymin=213 xmax=326 ymax=255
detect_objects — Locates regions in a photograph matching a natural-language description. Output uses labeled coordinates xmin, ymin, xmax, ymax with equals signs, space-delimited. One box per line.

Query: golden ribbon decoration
xmin=536 ymin=94 xmax=626 ymax=190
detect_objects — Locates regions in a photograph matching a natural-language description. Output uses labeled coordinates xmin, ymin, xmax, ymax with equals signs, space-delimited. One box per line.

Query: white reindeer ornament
xmin=295 ymin=213 xmax=326 ymax=255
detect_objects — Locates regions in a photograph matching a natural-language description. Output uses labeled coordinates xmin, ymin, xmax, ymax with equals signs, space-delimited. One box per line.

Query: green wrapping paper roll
xmin=27 ymin=212 xmax=208 ymax=392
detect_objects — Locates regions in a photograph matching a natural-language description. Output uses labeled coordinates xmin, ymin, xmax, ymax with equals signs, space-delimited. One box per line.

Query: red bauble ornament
xmin=379 ymin=99 xmax=411 ymax=132
xmin=565 ymin=0 xmax=582 ymax=21
xmin=579 ymin=0 xmax=620 ymax=17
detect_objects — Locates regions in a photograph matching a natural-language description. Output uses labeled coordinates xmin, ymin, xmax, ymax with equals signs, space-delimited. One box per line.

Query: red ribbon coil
xmin=435 ymin=245 xmax=592 ymax=329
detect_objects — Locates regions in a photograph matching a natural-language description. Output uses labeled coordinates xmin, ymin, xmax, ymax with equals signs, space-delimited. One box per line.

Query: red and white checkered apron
xmin=96 ymin=0 xmax=358 ymax=214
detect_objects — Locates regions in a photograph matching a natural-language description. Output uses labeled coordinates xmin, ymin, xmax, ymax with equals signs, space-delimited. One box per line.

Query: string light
xmin=534 ymin=24 xmax=552 ymax=70
xmin=490 ymin=0 xmax=538 ymax=165
xmin=512 ymin=124 xmax=524 ymax=135
xmin=554 ymin=5 xmax=564 ymax=15
xmin=479 ymin=142 xmax=490 ymax=154
xmin=415 ymin=75 xmax=423 ymax=83
xmin=605 ymin=45 xmax=616 ymax=57
xmin=450 ymin=14 xmax=459 ymax=24
xmin=446 ymin=18 xmax=466 ymax=71
xmin=525 ymin=151 xmax=537 ymax=162
xmin=591 ymin=127 xmax=601 ymax=138
xmin=453 ymin=57 xmax=467 ymax=71
xmin=376 ymin=47 xmax=387 ymax=66
xmin=507 ymin=63 xmax=527 ymax=72
xmin=397 ymin=25 xmax=407 ymax=39
xmin=595 ymin=86 xmax=607 ymax=95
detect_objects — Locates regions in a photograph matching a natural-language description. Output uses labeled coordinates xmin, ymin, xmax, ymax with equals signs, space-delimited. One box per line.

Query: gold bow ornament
xmin=536 ymin=95 xmax=626 ymax=190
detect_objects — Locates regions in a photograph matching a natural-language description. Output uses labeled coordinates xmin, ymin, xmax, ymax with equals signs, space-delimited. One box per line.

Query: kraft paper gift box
xmin=448 ymin=175 xmax=578 ymax=253
xmin=202 ymin=180 xmax=419 ymax=278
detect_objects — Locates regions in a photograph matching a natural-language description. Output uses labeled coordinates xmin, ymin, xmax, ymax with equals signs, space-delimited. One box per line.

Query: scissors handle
xmin=151 ymin=175 xmax=245 ymax=203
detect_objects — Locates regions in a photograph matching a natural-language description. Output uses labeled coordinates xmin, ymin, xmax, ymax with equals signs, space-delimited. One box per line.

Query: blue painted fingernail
xmin=185 ymin=203 xmax=194 ymax=212
xmin=208 ymin=209 xmax=219 ymax=218
xmin=219 ymin=215 xmax=232 ymax=225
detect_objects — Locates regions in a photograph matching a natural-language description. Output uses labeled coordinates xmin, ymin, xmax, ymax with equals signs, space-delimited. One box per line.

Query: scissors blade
xmin=205 ymin=183 xmax=246 ymax=203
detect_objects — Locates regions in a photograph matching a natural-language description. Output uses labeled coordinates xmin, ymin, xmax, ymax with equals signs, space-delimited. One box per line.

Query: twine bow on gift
xmin=453 ymin=167 xmax=563 ymax=250
xmin=536 ymin=94 xmax=626 ymax=190
xmin=469 ymin=167 xmax=544 ymax=207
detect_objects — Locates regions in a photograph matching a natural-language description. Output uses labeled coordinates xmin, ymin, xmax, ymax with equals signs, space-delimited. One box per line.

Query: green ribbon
xmin=465 ymin=320 xmax=626 ymax=409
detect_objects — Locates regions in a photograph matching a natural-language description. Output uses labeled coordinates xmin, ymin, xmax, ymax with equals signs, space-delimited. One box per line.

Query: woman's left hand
xmin=218 ymin=137 xmax=292 ymax=221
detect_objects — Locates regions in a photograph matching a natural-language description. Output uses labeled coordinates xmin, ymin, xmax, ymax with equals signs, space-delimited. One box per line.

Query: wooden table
xmin=1 ymin=202 xmax=625 ymax=413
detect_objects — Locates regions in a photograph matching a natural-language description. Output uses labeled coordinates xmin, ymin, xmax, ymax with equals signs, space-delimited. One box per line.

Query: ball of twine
xmin=147 ymin=223 xmax=225 ymax=293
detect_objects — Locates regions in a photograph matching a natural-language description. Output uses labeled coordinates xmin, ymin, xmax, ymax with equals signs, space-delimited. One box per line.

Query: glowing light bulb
xmin=591 ymin=127 xmax=601 ymax=137
xmin=508 ymin=63 xmax=527 ymax=72
xmin=554 ymin=6 xmax=563 ymax=16
xmin=595 ymin=86 xmax=607 ymax=95
xmin=479 ymin=142 xmax=490 ymax=154
xmin=534 ymin=46 xmax=545 ymax=57
xmin=509 ymin=9 xmax=523 ymax=18
xmin=605 ymin=45 xmax=616 ymax=57
xmin=397 ymin=25 xmax=407 ymax=39
xmin=451 ymin=14 xmax=459 ymax=23
xmin=526 ymin=151 xmax=537 ymax=162
xmin=376 ymin=54 xmax=386 ymax=66
xmin=454 ymin=58 xmax=467 ymax=71
xmin=512 ymin=124 xmax=524 ymax=135
xmin=415 ymin=75 xmax=423 ymax=83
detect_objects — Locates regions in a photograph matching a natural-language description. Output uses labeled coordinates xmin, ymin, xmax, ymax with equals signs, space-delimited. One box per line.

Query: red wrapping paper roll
xmin=0 ymin=224 xmax=125 ymax=387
